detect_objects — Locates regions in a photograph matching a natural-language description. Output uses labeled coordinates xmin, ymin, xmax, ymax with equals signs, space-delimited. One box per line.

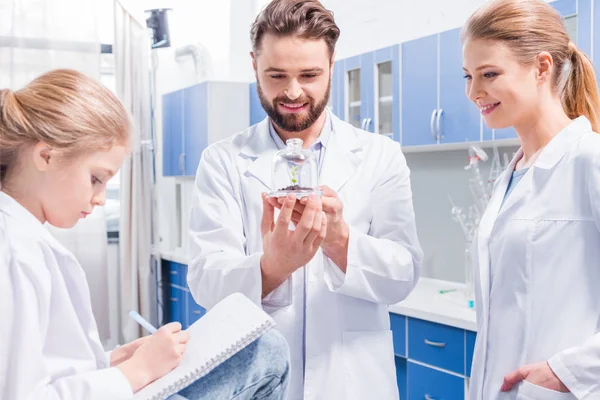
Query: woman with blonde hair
xmin=462 ymin=0 xmax=600 ymax=399
xmin=0 ymin=69 xmax=289 ymax=400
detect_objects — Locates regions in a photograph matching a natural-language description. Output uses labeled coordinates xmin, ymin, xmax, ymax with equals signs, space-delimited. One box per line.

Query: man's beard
xmin=257 ymin=79 xmax=330 ymax=132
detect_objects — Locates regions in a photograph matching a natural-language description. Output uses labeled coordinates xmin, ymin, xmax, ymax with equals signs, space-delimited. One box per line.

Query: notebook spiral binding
xmin=149 ymin=320 xmax=274 ymax=400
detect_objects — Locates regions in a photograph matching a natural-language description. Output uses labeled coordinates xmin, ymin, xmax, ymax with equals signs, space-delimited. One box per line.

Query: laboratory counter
xmin=389 ymin=277 xmax=477 ymax=332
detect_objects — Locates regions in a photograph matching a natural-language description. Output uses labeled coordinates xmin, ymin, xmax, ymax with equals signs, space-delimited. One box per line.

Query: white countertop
xmin=159 ymin=250 xmax=477 ymax=332
xmin=389 ymin=278 xmax=477 ymax=332
xmin=160 ymin=249 xmax=189 ymax=265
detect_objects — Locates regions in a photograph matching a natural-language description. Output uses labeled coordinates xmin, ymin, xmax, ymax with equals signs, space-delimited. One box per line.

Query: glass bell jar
xmin=269 ymin=138 xmax=321 ymax=198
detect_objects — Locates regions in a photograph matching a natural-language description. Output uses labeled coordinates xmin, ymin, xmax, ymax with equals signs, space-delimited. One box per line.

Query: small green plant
xmin=290 ymin=165 xmax=299 ymax=185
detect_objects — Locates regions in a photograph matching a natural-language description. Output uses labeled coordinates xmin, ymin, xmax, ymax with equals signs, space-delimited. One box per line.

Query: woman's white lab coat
xmin=187 ymin=111 xmax=423 ymax=400
xmin=470 ymin=117 xmax=600 ymax=400
xmin=0 ymin=191 xmax=133 ymax=400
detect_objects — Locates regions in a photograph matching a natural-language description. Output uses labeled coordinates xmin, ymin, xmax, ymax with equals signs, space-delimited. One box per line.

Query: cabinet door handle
xmin=436 ymin=108 xmax=444 ymax=141
xmin=193 ymin=310 xmax=202 ymax=315
xmin=430 ymin=109 xmax=438 ymax=140
xmin=170 ymin=297 xmax=177 ymax=302
xmin=178 ymin=153 xmax=185 ymax=174
xmin=424 ymin=339 xmax=446 ymax=348
xmin=360 ymin=118 xmax=367 ymax=130
xmin=170 ymin=270 xmax=177 ymax=275
xmin=435 ymin=108 xmax=444 ymax=140
xmin=425 ymin=394 xmax=436 ymax=400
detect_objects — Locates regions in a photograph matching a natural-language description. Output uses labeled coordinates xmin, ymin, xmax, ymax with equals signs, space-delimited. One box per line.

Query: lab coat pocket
xmin=342 ymin=330 xmax=399 ymax=400
xmin=516 ymin=380 xmax=575 ymax=400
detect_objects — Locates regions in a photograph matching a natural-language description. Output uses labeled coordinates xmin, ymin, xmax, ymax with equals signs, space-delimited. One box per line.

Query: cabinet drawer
xmin=168 ymin=262 xmax=187 ymax=287
xmin=466 ymin=331 xmax=476 ymax=377
xmin=408 ymin=318 xmax=464 ymax=374
xmin=408 ymin=361 xmax=464 ymax=400
xmin=389 ymin=313 xmax=406 ymax=357
xmin=169 ymin=285 xmax=185 ymax=324
xmin=395 ymin=356 xmax=407 ymax=400
xmin=187 ymin=291 xmax=206 ymax=328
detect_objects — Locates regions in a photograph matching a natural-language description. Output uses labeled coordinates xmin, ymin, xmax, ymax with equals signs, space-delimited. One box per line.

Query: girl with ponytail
xmin=0 ymin=69 xmax=289 ymax=400
xmin=462 ymin=1 xmax=600 ymax=399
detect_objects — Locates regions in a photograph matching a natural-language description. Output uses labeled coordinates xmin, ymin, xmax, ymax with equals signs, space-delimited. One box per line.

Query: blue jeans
xmin=171 ymin=330 xmax=290 ymax=400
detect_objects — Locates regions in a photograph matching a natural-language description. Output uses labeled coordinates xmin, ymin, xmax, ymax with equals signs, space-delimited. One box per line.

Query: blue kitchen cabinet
xmin=160 ymin=262 xmax=481 ymax=398
xmin=334 ymin=46 xmax=400 ymax=139
xmin=165 ymin=260 xmax=188 ymax=324
xmin=594 ymin=0 xmax=600 ymax=82
xmin=168 ymin=261 xmax=187 ymax=287
xmin=408 ymin=361 xmax=465 ymax=400
xmin=162 ymin=82 xmax=249 ymax=177
xmin=408 ymin=318 xmax=465 ymax=374
xmin=187 ymin=291 xmax=206 ymax=328
xmin=360 ymin=51 xmax=375 ymax=133
xmin=439 ymin=28 xmax=481 ymax=144
xmin=373 ymin=45 xmax=400 ymax=140
xmin=168 ymin=285 xmax=185 ymax=324
xmin=572 ymin=0 xmax=591 ymax=57
xmin=183 ymin=84 xmax=207 ymax=176
xmin=162 ymin=84 xmax=206 ymax=177
xmin=395 ymin=357 xmax=407 ymax=400
xmin=402 ymin=30 xmax=480 ymax=147
xmin=250 ymin=81 xmax=267 ymax=125
xmin=162 ymin=90 xmax=184 ymax=177
xmin=341 ymin=54 xmax=367 ymax=130
xmin=331 ymin=59 xmax=345 ymax=119
xmin=390 ymin=313 xmax=477 ymax=399
xmin=401 ymin=34 xmax=438 ymax=146
xmin=163 ymin=259 xmax=206 ymax=328
xmin=390 ymin=313 xmax=407 ymax=357
xmin=466 ymin=330 xmax=477 ymax=377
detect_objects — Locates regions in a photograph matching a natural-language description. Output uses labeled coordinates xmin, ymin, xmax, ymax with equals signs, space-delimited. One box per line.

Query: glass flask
xmin=269 ymin=138 xmax=321 ymax=198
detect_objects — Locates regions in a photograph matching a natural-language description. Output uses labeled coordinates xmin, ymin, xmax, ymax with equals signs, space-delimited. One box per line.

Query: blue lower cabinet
xmin=408 ymin=318 xmax=465 ymax=374
xmin=169 ymin=285 xmax=184 ymax=324
xmin=187 ymin=291 xmax=206 ymax=328
xmin=408 ymin=361 xmax=464 ymax=400
xmin=167 ymin=261 xmax=187 ymax=287
xmin=466 ymin=331 xmax=476 ymax=377
xmin=390 ymin=313 xmax=407 ymax=357
xmin=395 ymin=357 xmax=407 ymax=400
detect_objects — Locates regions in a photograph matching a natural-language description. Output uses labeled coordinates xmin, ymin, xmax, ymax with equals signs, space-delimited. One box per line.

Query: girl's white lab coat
xmin=470 ymin=117 xmax=600 ymax=400
xmin=0 ymin=192 xmax=133 ymax=400
xmin=187 ymin=111 xmax=423 ymax=400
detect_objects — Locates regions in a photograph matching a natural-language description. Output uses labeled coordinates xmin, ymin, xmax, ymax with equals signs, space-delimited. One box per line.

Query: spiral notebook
xmin=133 ymin=293 xmax=276 ymax=400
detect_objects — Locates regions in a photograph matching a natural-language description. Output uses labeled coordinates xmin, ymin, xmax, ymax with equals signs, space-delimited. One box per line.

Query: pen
xmin=129 ymin=310 xmax=158 ymax=334
xmin=439 ymin=289 xmax=458 ymax=294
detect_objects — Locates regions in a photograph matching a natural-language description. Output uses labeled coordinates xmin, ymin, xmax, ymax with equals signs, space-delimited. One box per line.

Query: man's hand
xmin=270 ymin=186 xmax=349 ymax=271
xmin=260 ymin=193 xmax=327 ymax=297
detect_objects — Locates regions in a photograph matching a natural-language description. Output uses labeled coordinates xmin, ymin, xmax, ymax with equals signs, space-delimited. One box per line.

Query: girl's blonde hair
xmin=0 ymin=69 xmax=131 ymax=182
xmin=462 ymin=0 xmax=600 ymax=132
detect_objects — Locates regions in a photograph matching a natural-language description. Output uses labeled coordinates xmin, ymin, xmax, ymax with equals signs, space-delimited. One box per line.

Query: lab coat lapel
xmin=476 ymin=150 xmax=520 ymax=321
xmin=242 ymin=118 xmax=278 ymax=191
xmin=319 ymin=113 xmax=365 ymax=193
xmin=495 ymin=154 xmax=532 ymax=220
xmin=495 ymin=116 xmax=591 ymax=219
